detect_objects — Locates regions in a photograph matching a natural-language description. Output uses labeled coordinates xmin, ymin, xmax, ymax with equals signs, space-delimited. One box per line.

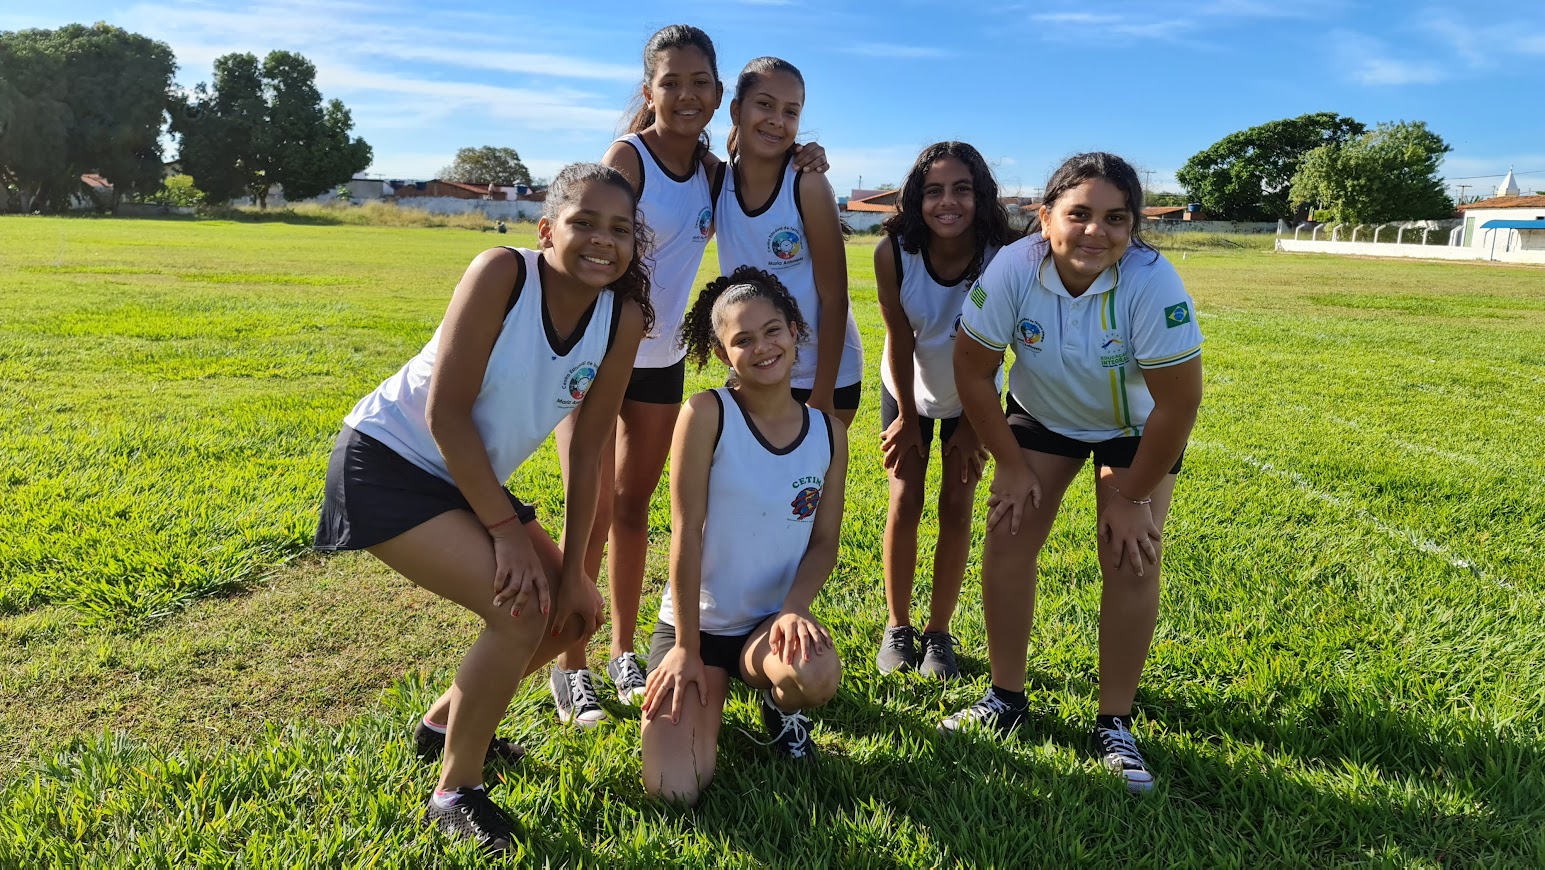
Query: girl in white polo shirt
xmin=548 ymin=27 xmax=830 ymax=721
xmin=942 ymin=153 xmax=1204 ymax=797
xmin=640 ymin=266 xmax=848 ymax=805
xmin=314 ymin=163 xmax=649 ymax=853
xmin=874 ymin=141 xmax=1016 ymax=680
xmin=713 ymin=56 xmax=863 ymax=425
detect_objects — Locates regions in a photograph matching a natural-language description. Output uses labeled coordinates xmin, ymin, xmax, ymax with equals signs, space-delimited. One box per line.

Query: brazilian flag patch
xmin=969 ymin=283 xmax=987 ymax=308
xmin=1164 ymin=302 xmax=1191 ymax=328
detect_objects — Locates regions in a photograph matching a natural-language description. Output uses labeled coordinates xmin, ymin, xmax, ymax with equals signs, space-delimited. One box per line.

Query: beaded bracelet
xmin=1106 ymin=485 xmax=1153 ymax=506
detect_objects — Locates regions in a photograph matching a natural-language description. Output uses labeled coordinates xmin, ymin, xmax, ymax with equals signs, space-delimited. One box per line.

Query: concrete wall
xmin=842 ymin=211 xmax=889 ymax=232
xmin=1147 ymin=220 xmax=1279 ymax=234
xmin=1276 ymin=238 xmax=1545 ymax=264
xmin=389 ymin=197 xmax=543 ymax=220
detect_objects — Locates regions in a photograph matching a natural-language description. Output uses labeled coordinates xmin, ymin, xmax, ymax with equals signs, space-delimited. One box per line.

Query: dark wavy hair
xmin=1028 ymin=151 xmax=1154 ymax=255
xmin=679 ymin=266 xmax=809 ymax=372
xmin=882 ymin=142 xmax=1015 ymax=285
xmin=544 ymin=162 xmax=656 ymax=334
xmin=621 ymin=25 xmax=719 ymax=167
xmin=725 ymin=56 xmax=804 ymax=160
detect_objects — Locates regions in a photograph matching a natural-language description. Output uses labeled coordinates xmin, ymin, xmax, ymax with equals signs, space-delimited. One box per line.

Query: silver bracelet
xmin=1106 ymin=484 xmax=1152 ymax=506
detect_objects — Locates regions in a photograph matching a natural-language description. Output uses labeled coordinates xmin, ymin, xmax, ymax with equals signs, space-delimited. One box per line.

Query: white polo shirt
xmin=957 ymin=234 xmax=1202 ymax=442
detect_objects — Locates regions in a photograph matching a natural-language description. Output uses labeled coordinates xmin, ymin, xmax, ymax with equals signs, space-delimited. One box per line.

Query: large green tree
xmin=1176 ymin=112 xmax=1365 ymax=221
xmin=1289 ymin=121 xmax=1453 ymax=225
xmin=0 ymin=23 xmax=175 ymax=213
xmin=173 ymin=50 xmax=372 ymax=207
xmin=439 ymin=146 xmax=532 ymax=187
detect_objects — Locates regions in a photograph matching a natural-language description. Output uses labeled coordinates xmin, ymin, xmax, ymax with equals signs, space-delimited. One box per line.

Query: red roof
xmin=1143 ymin=206 xmax=1185 ymax=217
xmin=1459 ymin=195 xmax=1545 ymax=210
xmin=846 ymin=189 xmax=898 ymax=213
xmin=80 ymin=174 xmax=112 ymax=189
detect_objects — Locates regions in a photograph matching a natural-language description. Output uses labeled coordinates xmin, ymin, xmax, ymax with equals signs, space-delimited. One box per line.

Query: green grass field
xmin=2 ymin=215 xmax=1543 ymax=866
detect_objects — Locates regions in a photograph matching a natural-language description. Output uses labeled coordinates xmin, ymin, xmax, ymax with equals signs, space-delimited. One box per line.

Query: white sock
xmin=432 ymin=784 xmax=483 ymax=808
xmin=421 ymin=715 xmax=447 ymax=735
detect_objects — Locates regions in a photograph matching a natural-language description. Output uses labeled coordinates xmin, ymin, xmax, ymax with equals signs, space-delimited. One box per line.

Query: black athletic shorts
xmin=314 ymin=425 xmax=537 ymax=552
xmin=625 ymin=358 xmax=687 ymax=405
xmin=791 ymin=379 xmax=862 ymax=411
xmin=648 ymin=619 xmax=759 ymax=682
xmin=879 ymin=384 xmax=961 ymax=451
xmin=1004 ymin=394 xmax=1184 ymax=474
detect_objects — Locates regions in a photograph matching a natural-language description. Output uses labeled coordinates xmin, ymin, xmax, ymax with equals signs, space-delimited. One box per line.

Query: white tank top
xmin=658 ymin=388 xmax=834 ymax=634
xmin=618 ymin=133 xmax=713 ymax=369
xmin=714 ymin=158 xmax=864 ymax=389
xmin=344 ymin=247 xmax=620 ymax=485
xmin=881 ymin=236 xmax=1002 ymax=418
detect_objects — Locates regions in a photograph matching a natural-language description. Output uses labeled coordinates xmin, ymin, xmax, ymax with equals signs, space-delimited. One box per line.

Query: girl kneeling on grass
xmin=641 ymin=266 xmax=848 ymax=805
xmin=314 ymin=163 xmax=650 ymax=854
xmin=941 ymin=152 xmax=1203 ymax=796
xmin=874 ymin=141 xmax=1015 ymax=679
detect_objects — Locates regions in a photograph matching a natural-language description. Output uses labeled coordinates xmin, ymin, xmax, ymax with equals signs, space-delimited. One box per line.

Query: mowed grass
xmin=2 ymin=215 xmax=1543 ymax=865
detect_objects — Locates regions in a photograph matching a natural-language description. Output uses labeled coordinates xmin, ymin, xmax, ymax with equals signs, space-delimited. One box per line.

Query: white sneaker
xmin=606 ymin=652 xmax=648 ymax=706
xmin=1091 ymin=716 xmax=1155 ymax=794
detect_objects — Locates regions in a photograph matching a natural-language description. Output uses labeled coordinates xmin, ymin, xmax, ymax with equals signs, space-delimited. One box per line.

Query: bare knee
xmin=888 ymin=475 xmax=926 ymax=519
xmin=778 ymin=651 xmax=842 ymax=708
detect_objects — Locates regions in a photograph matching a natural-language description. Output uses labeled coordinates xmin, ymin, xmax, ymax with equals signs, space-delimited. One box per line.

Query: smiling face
xmin=644 ymin=46 xmax=722 ymax=140
xmin=920 ymin=156 xmax=976 ymax=242
xmin=537 ymin=179 xmax=636 ymax=289
xmin=729 ymin=69 xmax=803 ymax=161
xmin=713 ymin=296 xmax=798 ymax=386
xmin=1038 ymin=178 xmax=1133 ymax=292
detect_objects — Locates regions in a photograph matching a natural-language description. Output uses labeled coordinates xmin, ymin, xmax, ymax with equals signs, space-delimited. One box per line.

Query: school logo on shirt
xmin=951 ymin=314 xmax=961 ymax=339
xmin=1164 ymin=302 xmax=1191 ymax=328
xmin=558 ymin=362 xmax=598 ymax=407
xmin=789 ymin=476 xmax=822 ymax=521
xmin=969 ymin=282 xmax=987 ymax=309
xmin=1017 ymin=319 xmax=1045 ymax=353
xmin=768 ymin=227 xmax=803 ymax=262
xmin=695 ymin=207 xmax=713 ymax=240
xmin=1098 ymin=331 xmax=1130 ymax=368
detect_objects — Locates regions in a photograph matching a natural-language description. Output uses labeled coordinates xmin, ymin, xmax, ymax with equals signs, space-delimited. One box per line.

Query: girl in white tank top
xmin=715 ymin=56 xmax=862 ymax=424
xmin=639 ymin=267 xmax=849 ymax=802
xmin=873 ymin=142 xmax=1019 ymax=680
xmin=551 ymin=27 xmax=832 ymax=717
xmin=321 ymin=164 xmax=652 ymax=853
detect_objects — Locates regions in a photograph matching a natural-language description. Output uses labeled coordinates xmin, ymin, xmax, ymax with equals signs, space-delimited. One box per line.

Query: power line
xmin=1443 ymin=168 xmax=1545 ymax=180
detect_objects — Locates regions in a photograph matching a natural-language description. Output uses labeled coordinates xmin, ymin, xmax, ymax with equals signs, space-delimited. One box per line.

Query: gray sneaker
xmin=549 ymin=667 xmax=608 ymax=728
xmin=606 ymin=652 xmax=648 ymax=706
xmin=918 ymin=631 xmax=961 ymax=680
xmin=875 ymin=624 xmax=920 ymax=674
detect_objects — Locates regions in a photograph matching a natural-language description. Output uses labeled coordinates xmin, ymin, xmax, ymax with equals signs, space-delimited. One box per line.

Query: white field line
xmin=1191 ymin=440 xmax=1505 ymax=588
xmin=1324 ymin=415 xmax=1489 ymax=469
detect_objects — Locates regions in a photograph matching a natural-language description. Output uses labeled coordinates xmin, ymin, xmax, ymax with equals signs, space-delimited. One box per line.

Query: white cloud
xmin=1332 ymin=31 xmax=1445 ymax=86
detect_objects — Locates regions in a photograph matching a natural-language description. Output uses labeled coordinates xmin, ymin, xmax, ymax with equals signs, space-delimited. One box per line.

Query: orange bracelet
xmin=485 ymin=514 xmax=521 ymax=532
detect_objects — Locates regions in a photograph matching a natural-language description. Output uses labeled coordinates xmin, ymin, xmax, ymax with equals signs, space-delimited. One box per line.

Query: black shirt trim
xmin=726 ymin=388 xmax=810 ymax=456
xmin=500 ymin=246 xmax=527 ymax=318
xmin=709 ymin=389 xmax=725 ymax=454
xmin=888 ymin=234 xmax=904 ymax=286
xmin=922 ymin=243 xmax=973 ymax=287
xmin=634 ymin=135 xmax=695 ymax=184
xmin=710 ymin=162 xmax=727 ymax=206
xmin=605 ymin=289 xmax=625 ymax=354
xmin=536 ymin=256 xmax=600 ymax=357
xmin=733 ymin=152 xmax=794 ymax=218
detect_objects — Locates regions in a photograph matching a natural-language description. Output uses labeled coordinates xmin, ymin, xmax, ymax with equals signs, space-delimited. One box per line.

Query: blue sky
xmin=5 ymin=0 xmax=1544 ymax=198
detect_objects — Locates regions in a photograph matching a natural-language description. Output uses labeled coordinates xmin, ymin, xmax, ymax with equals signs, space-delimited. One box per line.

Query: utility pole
xmin=1141 ymin=169 xmax=1154 ymax=191
xmin=1456 ymin=184 xmax=1470 ymax=203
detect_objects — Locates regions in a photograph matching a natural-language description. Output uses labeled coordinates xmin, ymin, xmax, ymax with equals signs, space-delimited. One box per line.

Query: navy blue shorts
xmin=1004 ymin=395 xmax=1184 ymax=473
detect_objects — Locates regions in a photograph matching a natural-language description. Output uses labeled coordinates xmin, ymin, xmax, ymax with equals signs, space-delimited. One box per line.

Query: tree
xmin=172 ymin=50 xmax=372 ymax=207
xmin=144 ymin=174 xmax=205 ymax=208
xmin=1289 ymin=121 xmax=1453 ymax=225
xmin=0 ymin=23 xmax=175 ymax=213
xmin=438 ymin=146 xmax=532 ymax=187
xmin=1176 ymin=113 xmax=1366 ymax=221
xmin=1146 ymin=191 xmax=1190 ymax=207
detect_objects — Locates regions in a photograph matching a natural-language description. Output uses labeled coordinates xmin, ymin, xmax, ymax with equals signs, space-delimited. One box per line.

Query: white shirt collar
xmin=1038 ymin=252 xmax=1120 ymax=299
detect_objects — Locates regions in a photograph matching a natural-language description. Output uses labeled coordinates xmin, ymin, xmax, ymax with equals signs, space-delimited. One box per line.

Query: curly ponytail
xmin=678 ymin=266 xmax=808 ymax=370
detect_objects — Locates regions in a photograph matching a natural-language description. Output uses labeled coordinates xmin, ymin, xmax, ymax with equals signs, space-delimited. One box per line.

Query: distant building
xmin=393 ymin=180 xmax=507 ymax=201
xmin=844 ymin=189 xmax=899 ymax=214
xmin=1457 ymin=193 xmax=1545 ymax=253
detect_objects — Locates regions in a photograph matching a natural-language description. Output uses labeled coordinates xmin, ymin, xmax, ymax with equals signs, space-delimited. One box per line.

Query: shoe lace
xmin=750 ymin=707 xmax=814 ymax=758
xmin=456 ymin=790 xmax=515 ymax=842
xmin=923 ymin=632 xmax=958 ymax=663
xmin=568 ymin=670 xmax=601 ymax=710
xmin=1098 ymin=720 xmax=1145 ymax=766
xmin=884 ymin=626 xmax=916 ymax=651
xmin=970 ymin=691 xmax=1013 ymax=719
xmin=616 ymin=653 xmax=646 ymax=687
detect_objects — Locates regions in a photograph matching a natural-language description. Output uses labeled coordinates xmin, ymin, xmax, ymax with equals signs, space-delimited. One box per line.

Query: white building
xmin=1457 ymin=177 xmax=1545 ymax=254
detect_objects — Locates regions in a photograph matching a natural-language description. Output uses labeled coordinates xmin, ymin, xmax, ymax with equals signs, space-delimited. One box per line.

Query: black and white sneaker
xmin=413 ymin=720 xmax=526 ymax=766
xmin=759 ymin=691 xmax=818 ymax=762
xmin=421 ymin=786 xmax=518 ymax=855
xmin=1091 ymin=716 xmax=1155 ymax=794
xmin=875 ymin=624 xmax=921 ymax=674
xmin=606 ymin=652 xmax=649 ymax=707
xmin=918 ymin=631 xmax=961 ymax=680
xmin=938 ymin=688 xmax=1026 ymax=736
xmin=549 ymin=667 xmax=608 ymax=728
